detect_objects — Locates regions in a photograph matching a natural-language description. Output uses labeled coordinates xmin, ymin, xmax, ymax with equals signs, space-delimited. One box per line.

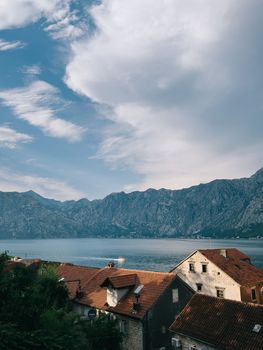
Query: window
xmin=172 ymin=288 xmax=179 ymax=303
xmin=196 ymin=283 xmax=202 ymax=292
xmin=202 ymin=264 xmax=207 ymax=273
xmin=251 ymin=288 xmax=257 ymax=301
xmin=216 ymin=288 xmax=225 ymax=298
xmin=189 ymin=263 xmax=195 ymax=272
xmin=119 ymin=320 xmax=128 ymax=334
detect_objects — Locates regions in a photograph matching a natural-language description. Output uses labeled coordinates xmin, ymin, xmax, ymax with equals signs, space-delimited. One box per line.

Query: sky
xmin=0 ymin=0 xmax=262 ymax=201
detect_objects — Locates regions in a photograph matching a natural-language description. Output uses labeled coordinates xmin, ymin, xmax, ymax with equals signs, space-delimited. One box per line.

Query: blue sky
xmin=0 ymin=0 xmax=262 ymax=200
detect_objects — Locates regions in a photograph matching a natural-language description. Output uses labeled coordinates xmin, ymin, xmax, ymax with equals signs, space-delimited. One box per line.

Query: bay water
xmin=0 ymin=238 xmax=262 ymax=272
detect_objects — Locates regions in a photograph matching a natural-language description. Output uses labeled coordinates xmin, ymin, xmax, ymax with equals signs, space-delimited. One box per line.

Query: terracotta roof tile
xmin=170 ymin=294 xmax=263 ymax=350
xmin=100 ymin=274 xmax=137 ymax=289
xmin=199 ymin=249 xmax=263 ymax=285
xmin=57 ymin=264 xmax=175 ymax=319
xmin=57 ymin=264 xmax=99 ymax=299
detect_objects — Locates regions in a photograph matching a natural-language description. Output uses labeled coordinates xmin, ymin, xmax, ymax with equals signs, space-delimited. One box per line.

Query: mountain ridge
xmin=0 ymin=168 xmax=263 ymax=239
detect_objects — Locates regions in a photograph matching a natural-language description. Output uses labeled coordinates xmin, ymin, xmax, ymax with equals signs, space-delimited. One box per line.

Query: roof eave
xmin=169 ymin=330 xmax=217 ymax=348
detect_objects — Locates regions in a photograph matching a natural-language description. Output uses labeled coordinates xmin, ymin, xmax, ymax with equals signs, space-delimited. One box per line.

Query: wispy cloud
xmin=21 ymin=65 xmax=41 ymax=75
xmin=0 ymin=0 xmax=86 ymax=41
xmin=0 ymin=80 xmax=85 ymax=142
xmin=0 ymin=125 xmax=33 ymax=149
xmin=44 ymin=7 xmax=86 ymax=40
xmin=0 ymin=167 xmax=85 ymax=200
xmin=66 ymin=0 xmax=263 ymax=190
xmin=0 ymin=38 xmax=25 ymax=51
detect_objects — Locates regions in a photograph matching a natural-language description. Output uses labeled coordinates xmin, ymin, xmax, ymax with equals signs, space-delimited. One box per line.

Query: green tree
xmin=83 ymin=313 xmax=123 ymax=350
xmin=0 ymin=253 xmax=122 ymax=350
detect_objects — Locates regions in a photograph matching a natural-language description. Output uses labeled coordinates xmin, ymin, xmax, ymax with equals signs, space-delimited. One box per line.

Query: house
xmin=57 ymin=262 xmax=194 ymax=350
xmin=170 ymin=248 xmax=263 ymax=304
xmin=169 ymin=294 xmax=263 ymax=350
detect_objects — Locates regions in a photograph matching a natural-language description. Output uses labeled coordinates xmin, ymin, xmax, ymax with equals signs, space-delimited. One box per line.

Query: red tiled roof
xmin=57 ymin=264 xmax=175 ymax=319
xmin=170 ymin=294 xmax=263 ymax=350
xmin=3 ymin=260 xmax=24 ymax=272
xmin=199 ymin=248 xmax=263 ymax=285
xmin=3 ymin=259 xmax=42 ymax=272
xmin=57 ymin=264 xmax=100 ymax=299
xmin=100 ymin=274 xmax=137 ymax=289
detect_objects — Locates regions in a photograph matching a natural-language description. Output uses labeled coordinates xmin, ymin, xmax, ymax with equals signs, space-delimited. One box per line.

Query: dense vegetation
xmin=0 ymin=253 xmax=122 ymax=350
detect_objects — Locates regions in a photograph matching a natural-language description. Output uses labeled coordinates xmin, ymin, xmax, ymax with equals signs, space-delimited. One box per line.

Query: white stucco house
xmin=170 ymin=248 xmax=263 ymax=304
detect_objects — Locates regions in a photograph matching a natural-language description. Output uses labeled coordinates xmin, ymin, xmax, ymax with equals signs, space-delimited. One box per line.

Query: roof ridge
xmin=59 ymin=263 xmax=100 ymax=270
xmin=112 ymin=267 xmax=173 ymax=275
xmin=194 ymin=293 xmax=263 ymax=308
xmin=199 ymin=247 xmax=241 ymax=251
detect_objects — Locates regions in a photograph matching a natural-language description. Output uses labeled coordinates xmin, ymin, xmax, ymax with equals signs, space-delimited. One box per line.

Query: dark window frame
xmin=251 ymin=287 xmax=257 ymax=301
xmin=196 ymin=283 xmax=202 ymax=292
xmin=189 ymin=263 xmax=195 ymax=272
xmin=216 ymin=287 xmax=225 ymax=298
xmin=202 ymin=264 xmax=207 ymax=273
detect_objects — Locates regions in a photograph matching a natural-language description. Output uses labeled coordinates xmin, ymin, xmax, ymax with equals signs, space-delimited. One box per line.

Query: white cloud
xmin=0 ymin=168 xmax=85 ymax=200
xmin=0 ymin=125 xmax=33 ymax=149
xmin=0 ymin=0 xmax=85 ymax=40
xmin=21 ymin=65 xmax=41 ymax=75
xmin=44 ymin=8 xmax=86 ymax=40
xmin=66 ymin=0 xmax=234 ymax=104
xmin=0 ymin=81 xmax=85 ymax=142
xmin=0 ymin=38 xmax=25 ymax=51
xmin=66 ymin=0 xmax=263 ymax=190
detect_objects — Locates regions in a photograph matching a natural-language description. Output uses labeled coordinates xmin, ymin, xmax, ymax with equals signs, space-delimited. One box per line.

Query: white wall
xmin=173 ymin=334 xmax=215 ymax=350
xmin=172 ymin=251 xmax=241 ymax=301
xmin=107 ymin=286 xmax=129 ymax=306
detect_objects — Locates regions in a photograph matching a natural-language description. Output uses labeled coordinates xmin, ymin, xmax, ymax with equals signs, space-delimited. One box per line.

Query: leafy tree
xmin=0 ymin=253 xmax=122 ymax=350
xmin=83 ymin=313 xmax=123 ymax=350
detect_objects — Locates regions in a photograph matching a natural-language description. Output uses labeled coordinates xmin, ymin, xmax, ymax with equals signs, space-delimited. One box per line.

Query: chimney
xmin=107 ymin=261 xmax=115 ymax=268
xmin=132 ymin=284 xmax=144 ymax=313
xmin=220 ymin=249 xmax=227 ymax=258
xmin=133 ymin=302 xmax=141 ymax=312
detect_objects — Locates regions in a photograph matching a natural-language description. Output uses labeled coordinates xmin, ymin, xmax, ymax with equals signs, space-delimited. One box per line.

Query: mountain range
xmin=1 ymin=168 xmax=263 ymax=239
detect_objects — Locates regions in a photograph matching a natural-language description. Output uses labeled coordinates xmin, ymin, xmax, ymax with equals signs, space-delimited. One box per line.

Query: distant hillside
xmin=1 ymin=168 xmax=263 ymax=239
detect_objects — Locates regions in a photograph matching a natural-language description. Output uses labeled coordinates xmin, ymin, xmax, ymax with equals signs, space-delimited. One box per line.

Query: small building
xmin=170 ymin=248 xmax=263 ymax=304
xmin=57 ymin=263 xmax=194 ymax=350
xmin=169 ymin=294 xmax=263 ymax=350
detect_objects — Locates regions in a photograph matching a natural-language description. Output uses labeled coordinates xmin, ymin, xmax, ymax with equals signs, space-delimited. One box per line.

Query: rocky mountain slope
xmin=1 ymin=168 xmax=263 ymax=239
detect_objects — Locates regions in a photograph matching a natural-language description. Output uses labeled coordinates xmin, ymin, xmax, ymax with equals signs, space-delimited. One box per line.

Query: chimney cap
xmin=220 ymin=249 xmax=227 ymax=258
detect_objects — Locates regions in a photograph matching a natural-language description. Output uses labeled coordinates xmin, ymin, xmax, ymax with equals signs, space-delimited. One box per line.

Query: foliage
xmin=83 ymin=313 xmax=123 ymax=350
xmin=0 ymin=253 xmax=122 ymax=350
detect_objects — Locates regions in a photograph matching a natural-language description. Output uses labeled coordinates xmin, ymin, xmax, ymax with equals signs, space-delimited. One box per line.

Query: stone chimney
xmin=220 ymin=249 xmax=227 ymax=258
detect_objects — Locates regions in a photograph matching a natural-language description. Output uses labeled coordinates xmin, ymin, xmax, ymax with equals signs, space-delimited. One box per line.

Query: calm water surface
xmin=0 ymin=238 xmax=262 ymax=271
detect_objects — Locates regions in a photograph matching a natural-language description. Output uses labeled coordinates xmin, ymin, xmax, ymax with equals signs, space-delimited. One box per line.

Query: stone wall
xmin=119 ymin=316 xmax=143 ymax=350
xmin=172 ymin=251 xmax=241 ymax=301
